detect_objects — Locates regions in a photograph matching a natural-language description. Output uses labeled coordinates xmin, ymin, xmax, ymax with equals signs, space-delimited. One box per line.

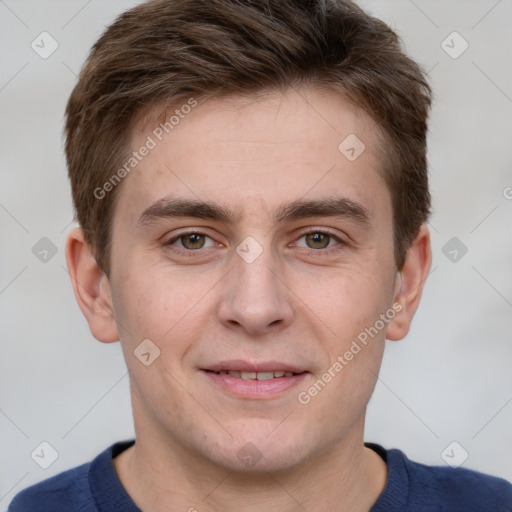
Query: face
xmin=107 ymin=86 xmax=398 ymax=472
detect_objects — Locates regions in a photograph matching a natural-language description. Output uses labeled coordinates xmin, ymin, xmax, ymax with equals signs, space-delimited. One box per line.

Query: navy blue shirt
xmin=8 ymin=440 xmax=512 ymax=511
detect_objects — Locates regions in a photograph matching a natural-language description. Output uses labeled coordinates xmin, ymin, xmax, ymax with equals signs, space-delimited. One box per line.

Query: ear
xmin=386 ymin=224 xmax=431 ymax=341
xmin=65 ymin=227 xmax=119 ymax=343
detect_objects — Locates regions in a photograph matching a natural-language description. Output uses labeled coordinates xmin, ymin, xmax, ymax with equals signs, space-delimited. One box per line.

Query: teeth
xmin=214 ymin=370 xmax=298 ymax=379
xmin=256 ymin=371 xmax=274 ymax=381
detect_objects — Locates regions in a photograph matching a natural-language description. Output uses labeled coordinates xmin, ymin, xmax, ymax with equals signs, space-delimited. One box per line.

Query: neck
xmin=113 ymin=416 xmax=387 ymax=512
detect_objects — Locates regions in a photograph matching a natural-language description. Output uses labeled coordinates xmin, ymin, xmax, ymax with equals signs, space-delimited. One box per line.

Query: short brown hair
xmin=65 ymin=0 xmax=432 ymax=274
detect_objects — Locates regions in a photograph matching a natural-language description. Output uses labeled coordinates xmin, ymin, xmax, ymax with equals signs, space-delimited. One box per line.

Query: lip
xmin=202 ymin=371 xmax=309 ymax=399
xmin=201 ymin=360 xmax=310 ymax=400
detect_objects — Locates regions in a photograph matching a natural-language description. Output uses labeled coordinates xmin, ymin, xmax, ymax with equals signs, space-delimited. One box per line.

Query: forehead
xmin=118 ymin=86 xmax=390 ymax=224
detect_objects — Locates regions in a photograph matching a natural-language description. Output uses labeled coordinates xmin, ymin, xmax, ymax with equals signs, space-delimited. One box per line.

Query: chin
xmin=200 ymin=427 xmax=318 ymax=474
xmin=213 ymin=448 xmax=309 ymax=474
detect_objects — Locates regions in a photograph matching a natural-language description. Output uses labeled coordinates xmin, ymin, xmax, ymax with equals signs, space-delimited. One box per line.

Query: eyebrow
xmin=137 ymin=196 xmax=371 ymax=227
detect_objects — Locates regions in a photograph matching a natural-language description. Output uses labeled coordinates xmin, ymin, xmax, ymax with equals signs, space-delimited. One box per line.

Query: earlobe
xmin=65 ymin=227 xmax=119 ymax=343
xmin=386 ymin=225 xmax=432 ymax=341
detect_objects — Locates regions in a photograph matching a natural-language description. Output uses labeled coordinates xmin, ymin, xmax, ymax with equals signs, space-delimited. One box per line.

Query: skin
xmin=66 ymin=86 xmax=431 ymax=512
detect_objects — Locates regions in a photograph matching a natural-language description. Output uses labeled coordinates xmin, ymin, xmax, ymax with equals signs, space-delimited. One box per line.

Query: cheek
xmin=291 ymin=262 xmax=394 ymax=408
xmin=295 ymin=304 xmax=386 ymax=436
xmin=110 ymin=264 xmax=211 ymax=351
xmin=296 ymin=263 xmax=394 ymax=341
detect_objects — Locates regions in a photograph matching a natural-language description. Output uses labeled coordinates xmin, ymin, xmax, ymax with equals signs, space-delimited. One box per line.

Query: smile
xmin=202 ymin=366 xmax=310 ymax=399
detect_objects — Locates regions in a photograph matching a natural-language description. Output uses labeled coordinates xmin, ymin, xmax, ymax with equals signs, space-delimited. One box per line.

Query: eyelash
xmin=164 ymin=228 xmax=345 ymax=257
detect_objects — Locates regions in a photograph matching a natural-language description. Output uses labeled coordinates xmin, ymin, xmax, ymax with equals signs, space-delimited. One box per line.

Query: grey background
xmin=1 ymin=0 xmax=511 ymax=507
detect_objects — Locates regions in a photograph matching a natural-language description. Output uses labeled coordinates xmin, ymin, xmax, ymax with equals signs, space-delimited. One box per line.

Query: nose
xmin=216 ymin=241 xmax=295 ymax=336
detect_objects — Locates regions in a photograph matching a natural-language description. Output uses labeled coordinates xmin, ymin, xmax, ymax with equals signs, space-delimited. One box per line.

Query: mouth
xmin=201 ymin=361 xmax=310 ymax=399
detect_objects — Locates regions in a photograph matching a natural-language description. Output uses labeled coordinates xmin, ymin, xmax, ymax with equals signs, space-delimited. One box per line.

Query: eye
xmin=294 ymin=229 xmax=344 ymax=252
xmin=165 ymin=231 xmax=216 ymax=251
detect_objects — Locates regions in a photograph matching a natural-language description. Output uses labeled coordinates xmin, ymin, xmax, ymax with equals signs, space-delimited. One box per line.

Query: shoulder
xmin=414 ymin=461 xmax=512 ymax=511
xmin=7 ymin=462 xmax=95 ymax=512
xmin=383 ymin=444 xmax=512 ymax=511
xmin=8 ymin=441 xmax=136 ymax=512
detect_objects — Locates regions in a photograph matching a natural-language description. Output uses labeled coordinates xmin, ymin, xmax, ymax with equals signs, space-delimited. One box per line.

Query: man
xmin=9 ymin=0 xmax=512 ymax=510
